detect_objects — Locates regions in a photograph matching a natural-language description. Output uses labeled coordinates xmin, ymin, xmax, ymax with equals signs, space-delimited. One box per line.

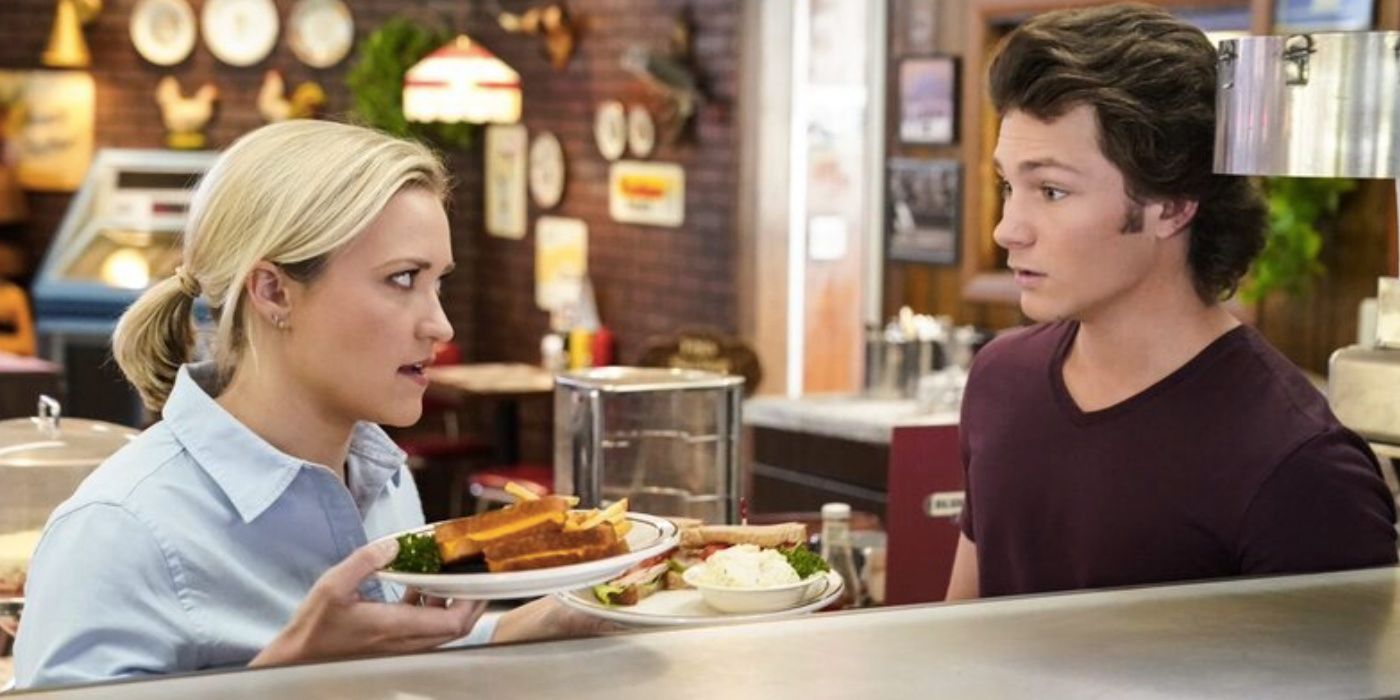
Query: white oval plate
xmin=375 ymin=512 xmax=678 ymax=600
xmin=288 ymin=0 xmax=354 ymax=68
xmin=130 ymin=0 xmax=197 ymax=66
xmin=202 ymin=0 xmax=279 ymax=67
xmin=554 ymin=570 xmax=844 ymax=627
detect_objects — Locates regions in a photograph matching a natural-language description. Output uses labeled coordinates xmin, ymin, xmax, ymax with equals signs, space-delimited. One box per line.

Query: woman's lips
xmin=1013 ymin=268 xmax=1045 ymax=289
xmin=397 ymin=363 xmax=429 ymax=387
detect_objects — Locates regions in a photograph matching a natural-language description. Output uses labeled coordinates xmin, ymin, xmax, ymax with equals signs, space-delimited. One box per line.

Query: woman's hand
xmin=491 ymin=596 xmax=622 ymax=645
xmin=251 ymin=539 xmax=486 ymax=667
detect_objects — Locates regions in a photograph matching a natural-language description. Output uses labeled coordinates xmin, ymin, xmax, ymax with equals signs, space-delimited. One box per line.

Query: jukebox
xmin=31 ymin=149 xmax=215 ymax=425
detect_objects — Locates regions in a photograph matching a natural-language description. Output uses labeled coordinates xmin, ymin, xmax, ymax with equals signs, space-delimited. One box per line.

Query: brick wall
xmin=0 ymin=0 xmax=742 ymax=461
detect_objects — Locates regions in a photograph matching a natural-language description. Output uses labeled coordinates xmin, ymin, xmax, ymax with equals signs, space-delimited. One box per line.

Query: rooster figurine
xmin=257 ymin=70 xmax=327 ymax=123
xmin=155 ymin=76 xmax=217 ymax=150
xmin=498 ymin=2 xmax=578 ymax=71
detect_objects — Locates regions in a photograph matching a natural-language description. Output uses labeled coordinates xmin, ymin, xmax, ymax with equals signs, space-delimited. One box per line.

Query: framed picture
xmin=485 ymin=124 xmax=527 ymax=239
xmin=897 ymin=56 xmax=958 ymax=145
xmin=887 ymin=158 xmax=960 ymax=265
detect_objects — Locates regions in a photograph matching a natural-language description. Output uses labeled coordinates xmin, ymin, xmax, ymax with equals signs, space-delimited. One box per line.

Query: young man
xmin=946 ymin=4 xmax=1397 ymax=600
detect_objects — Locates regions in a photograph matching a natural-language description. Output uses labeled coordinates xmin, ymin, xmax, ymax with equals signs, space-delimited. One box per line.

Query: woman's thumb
xmin=321 ymin=538 xmax=399 ymax=594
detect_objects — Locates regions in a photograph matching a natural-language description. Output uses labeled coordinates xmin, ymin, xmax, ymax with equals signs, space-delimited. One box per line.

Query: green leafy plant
xmin=346 ymin=16 xmax=477 ymax=150
xmin=1241 ymin=177 xmax=1357 ymax=303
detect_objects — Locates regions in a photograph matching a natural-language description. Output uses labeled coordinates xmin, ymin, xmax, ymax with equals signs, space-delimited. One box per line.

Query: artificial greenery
xmin=346 ymin=16 xmax=477 ymax=151
xmin=1241 ymin=177 xmax=1358 ymax=303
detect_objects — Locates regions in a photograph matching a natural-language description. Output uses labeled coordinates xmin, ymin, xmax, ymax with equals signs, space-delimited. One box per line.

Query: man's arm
xmin=945 ymin=533 xmax=980 ymax=601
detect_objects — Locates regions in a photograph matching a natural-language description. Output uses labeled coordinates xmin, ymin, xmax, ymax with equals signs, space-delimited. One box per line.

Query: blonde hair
xmin=112 ymin=120 xmax=449 ymax=413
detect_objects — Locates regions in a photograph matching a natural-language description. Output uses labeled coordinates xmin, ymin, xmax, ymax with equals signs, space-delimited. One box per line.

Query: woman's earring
xmin=273 ymin=314 xmax=288 ymax=330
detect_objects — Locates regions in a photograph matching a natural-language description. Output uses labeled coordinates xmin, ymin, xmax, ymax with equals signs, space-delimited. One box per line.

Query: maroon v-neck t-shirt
xmin=959 ymin=321 xmax=1397 ymax=598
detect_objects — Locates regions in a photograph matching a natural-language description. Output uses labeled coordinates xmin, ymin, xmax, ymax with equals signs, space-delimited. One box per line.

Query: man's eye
xmin=390 ymin=271 xmax=415 ymax=289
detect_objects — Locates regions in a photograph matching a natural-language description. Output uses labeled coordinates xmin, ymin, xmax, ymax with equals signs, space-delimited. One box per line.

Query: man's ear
xmin=244 ymin=261 xmax=295 ymax=327
xmin=1155 ymin=198 xmax=1199 ymax=240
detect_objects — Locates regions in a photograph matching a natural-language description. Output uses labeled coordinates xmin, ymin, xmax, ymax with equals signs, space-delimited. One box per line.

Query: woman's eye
xmin=997 ymin=178 xmax=1012 ymax=198
xmin=390 ymin=271 xmax=415 ymax=289
xmin=1041 ymin=186 xmax=1067 ymax=201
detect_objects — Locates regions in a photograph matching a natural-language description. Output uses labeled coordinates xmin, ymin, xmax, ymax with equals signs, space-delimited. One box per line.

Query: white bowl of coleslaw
xmin=682 ymin=545 xmax=827 ymax=613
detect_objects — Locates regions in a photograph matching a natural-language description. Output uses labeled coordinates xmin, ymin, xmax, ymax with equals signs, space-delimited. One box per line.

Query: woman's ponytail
xmin=111 ymin=273 xmax=198 ymax=413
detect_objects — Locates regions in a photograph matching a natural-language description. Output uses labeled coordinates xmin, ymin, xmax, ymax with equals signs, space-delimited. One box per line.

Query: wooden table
xmin=425 ymin=363 xmax=554 ymax=465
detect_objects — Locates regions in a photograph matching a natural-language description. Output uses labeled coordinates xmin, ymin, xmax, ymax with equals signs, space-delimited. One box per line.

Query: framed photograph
xmin=897 ymin=56 xmax=958 ymax=145
xmin=887 ymin=158 xmax=960 ymax=265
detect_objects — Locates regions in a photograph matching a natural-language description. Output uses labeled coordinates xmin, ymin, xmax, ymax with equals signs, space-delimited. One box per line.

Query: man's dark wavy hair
xmin=988 ymin=3 xmax=1267 ymax=303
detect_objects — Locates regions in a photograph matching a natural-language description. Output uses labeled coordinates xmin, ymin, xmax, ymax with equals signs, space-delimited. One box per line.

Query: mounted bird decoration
xmin=498 ymin=2 xmax=579 ymax=71
xmin=620 ymin=6 xmax=706 ymax=145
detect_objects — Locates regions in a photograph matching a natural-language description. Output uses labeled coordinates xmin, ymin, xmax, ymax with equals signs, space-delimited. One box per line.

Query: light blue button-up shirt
xmin=14 ymin=363 xmax=444 ymax=689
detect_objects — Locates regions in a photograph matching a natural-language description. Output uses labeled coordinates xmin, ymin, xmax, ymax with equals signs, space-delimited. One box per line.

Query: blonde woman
xmin=14 ymin=121 xmax=602 ymax=690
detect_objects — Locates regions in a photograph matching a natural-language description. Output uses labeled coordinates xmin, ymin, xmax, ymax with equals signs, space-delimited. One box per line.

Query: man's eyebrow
xmin=993 ymin=157 xmax=1084 ymax=175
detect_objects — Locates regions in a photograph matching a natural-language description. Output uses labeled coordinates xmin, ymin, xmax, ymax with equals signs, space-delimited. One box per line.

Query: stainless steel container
xmin=863 ymin=335 xmax=943 ymax=399
xmin=553 ymin=367 xmax=744 ymax=524
xmin=1215 ymin=31 xmax=1400 ymax=179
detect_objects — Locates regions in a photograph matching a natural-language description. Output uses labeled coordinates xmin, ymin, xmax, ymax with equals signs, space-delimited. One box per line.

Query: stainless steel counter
xmin=744 ymin=394 xmax=957 ymax=444
xmin=19 ymin=566 xmax=1400 ymax=698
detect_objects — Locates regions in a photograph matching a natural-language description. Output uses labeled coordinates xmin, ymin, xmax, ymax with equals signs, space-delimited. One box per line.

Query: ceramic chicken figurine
xmin=155 ymin=76 xmax=217 ymax=150
xmin=498 ymin=2 xmax=578 ymax=71
xmin=257 ymin=70 xmax=327 ymax=123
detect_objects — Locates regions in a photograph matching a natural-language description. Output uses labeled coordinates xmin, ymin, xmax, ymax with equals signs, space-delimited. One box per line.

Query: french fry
xmin=613 ymin=520 xmax=633 ymax=538
xmin=568 ymin=498 xmax=629 ymax=532
xmin=600 ymin=498 xmax=628 ymax=521
xmin=505 ymin=481 xmax=541 ymax=502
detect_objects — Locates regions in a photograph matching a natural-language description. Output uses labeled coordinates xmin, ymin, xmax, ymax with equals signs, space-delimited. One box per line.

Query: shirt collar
xmin=163 ymin=363 xmax=407 ymax=523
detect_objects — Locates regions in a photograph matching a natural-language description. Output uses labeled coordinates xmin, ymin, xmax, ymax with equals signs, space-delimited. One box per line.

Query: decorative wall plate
xmin=130 ymin=0 xmax=197 ymax=66
xmin=529 ymin=131 xmax=566 ymax=209
xmin=627 ymin=104 xmax=655 ymax=158
xmin=288 ymin=0 xmax=354 ymax=68
xmin=201 ymin=0 xmax=279 ymax=67
xmin=594 ymin=100 xmax=626 ymax=161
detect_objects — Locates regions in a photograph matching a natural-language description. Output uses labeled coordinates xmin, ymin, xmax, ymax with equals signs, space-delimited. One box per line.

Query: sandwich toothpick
xmin=740 ymin=496 xmax=748 ymax=526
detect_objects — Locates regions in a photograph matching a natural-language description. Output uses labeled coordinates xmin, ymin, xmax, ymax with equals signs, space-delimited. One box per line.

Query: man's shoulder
xmin=1219 ymin=327 xmax=1339 ymax=437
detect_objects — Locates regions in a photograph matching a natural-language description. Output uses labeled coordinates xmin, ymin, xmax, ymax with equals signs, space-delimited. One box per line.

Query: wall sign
xmin=0 ymin=71 xmax=95 ymax=192
xmin=608 ymin=160 xmax=684 ymax=228
xmin=535 ymin=216 xmax=587 ymax=312
xmin=485 ymin=124 xmax=527 ymax=239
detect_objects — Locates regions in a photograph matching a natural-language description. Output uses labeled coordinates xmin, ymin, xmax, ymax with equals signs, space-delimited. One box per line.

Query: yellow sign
xmin=535 ymin=216 xmax=587 ymax=311
xmin=0 ymin=70 xmax=94 ymax=192
xmin=608 ymin=160 xmax=684 ymax=227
